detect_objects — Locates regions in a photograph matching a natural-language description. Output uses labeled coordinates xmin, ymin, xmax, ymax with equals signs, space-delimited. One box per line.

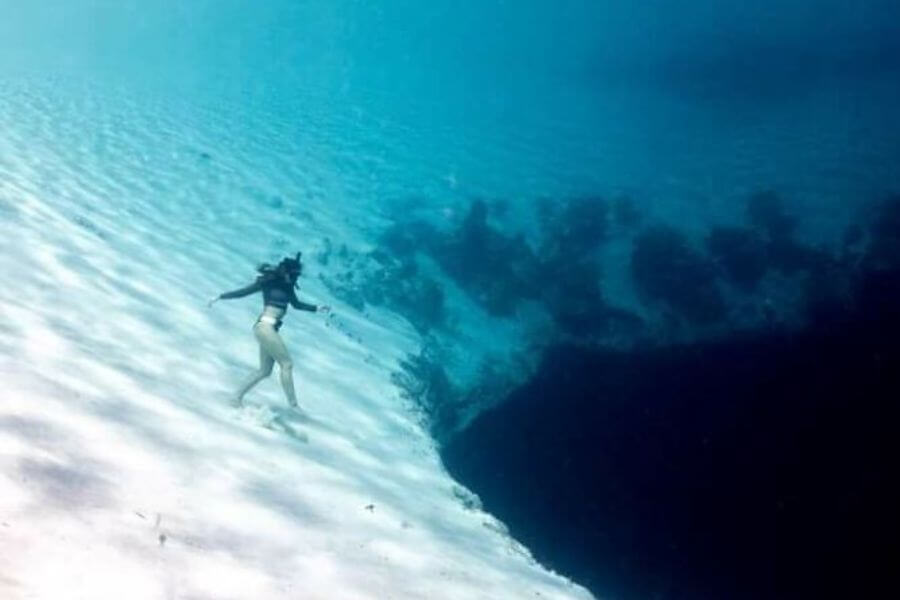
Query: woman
xmin=208 ymin=252 xmax=330 ymax=411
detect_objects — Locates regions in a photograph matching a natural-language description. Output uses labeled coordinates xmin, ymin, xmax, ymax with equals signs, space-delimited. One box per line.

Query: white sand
xmin=0 ymin=79 xmax=594 ymax=600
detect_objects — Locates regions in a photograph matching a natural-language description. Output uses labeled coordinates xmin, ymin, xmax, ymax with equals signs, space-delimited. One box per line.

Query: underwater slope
xmin=0 ymin=80 xmax=593 ymax=600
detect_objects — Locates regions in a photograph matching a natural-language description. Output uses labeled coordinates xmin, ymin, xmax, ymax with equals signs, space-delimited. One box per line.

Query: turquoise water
xmin=1 ymin=2 xmax=899 ymax=598
xmin=4 ymin=1 xmax=897 ymax=222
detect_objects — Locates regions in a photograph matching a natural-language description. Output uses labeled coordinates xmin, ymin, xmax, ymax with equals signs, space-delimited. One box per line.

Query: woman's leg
xmin=233 ymin=342 xmax=275 ymax=406
xmin=254 ymin=325 xmax=300 ymax=408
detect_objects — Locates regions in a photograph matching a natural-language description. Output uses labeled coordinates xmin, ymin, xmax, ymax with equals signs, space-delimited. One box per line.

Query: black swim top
xmin=219 ymin=277 xmax=317 ymax=312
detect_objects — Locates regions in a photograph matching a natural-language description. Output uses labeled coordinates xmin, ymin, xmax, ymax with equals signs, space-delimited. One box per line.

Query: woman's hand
xmin=207 ymin=295 xmax=220 ymax=308
xmin=317 ymin=304 xmax=332 ymax=314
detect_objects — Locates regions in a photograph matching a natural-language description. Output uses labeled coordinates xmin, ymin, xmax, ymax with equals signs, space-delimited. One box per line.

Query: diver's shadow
xmin=267 ymin=407 xmax=312 ymax=443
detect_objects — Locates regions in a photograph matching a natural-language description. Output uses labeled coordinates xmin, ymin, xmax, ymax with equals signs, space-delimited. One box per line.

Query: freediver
xmin=208 ymin=252 xmax=330 ymax=412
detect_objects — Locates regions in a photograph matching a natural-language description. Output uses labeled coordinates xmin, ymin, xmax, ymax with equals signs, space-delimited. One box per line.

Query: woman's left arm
xmin=289 ymin=289 xmax=319 ymax=312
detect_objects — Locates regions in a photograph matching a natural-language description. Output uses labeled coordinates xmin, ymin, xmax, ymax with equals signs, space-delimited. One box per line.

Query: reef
xmin=322 ymin=189 xmax=895 ymax=446
xmin=706 ymin=226 xmax=769 ymax=290
xmin=431 ymin=200 xmax=543 ymax=317
xmin=867 ymin=193 xmax=900 ymax=270
xmin=631 ymin=225 xmax=725 ymax=324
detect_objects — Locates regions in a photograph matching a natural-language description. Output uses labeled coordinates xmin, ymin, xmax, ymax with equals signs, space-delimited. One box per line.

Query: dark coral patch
xmin=433 ymin=200 xmax=542 ymax=317
xmin=540 ymin=196 xmax=609 ymax=260
xmin=707 ymin=226 xmax=769 ymax=290
xmin=867 ymin=194 xmax=900 ymax=271
xmin=747 ymin=190 xmax=797 ymax=241
xmin=613 ymin=195 xmax=642 ymax=228
xmin=632 ymin=226 xmax=725 ymax=324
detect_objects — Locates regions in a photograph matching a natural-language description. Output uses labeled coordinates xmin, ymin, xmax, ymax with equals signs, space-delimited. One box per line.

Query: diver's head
xmin=279 ymin=252 xmax=303 ymax=281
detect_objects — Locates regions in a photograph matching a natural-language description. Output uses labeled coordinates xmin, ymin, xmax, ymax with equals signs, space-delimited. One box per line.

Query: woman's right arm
xmin=208 ymin=281 xmax=262 ymax=306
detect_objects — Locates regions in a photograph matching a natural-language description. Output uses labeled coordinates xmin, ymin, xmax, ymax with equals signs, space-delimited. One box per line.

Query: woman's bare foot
xmin=289 ymin=402 xmax=310 ymax=420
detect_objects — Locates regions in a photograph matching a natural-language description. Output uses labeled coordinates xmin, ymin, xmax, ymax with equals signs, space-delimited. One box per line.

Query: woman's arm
xmin=220 ymin=281 xmax=263 ymax=299
xmin=209 ymin=281 xmax=263 ymax=307
xmin=289 ymin=288 xmax=328 ymax=312
xmin=290 ymin=295 xmax=318 ymax=312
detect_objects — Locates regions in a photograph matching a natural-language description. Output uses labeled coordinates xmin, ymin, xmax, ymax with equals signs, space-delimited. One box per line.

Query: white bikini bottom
xmin=256 ymin=315 xmax=283 ymax=330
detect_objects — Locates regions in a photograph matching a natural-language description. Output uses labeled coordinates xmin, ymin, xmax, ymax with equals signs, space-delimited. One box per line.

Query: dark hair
xmin=255 ymin=252 xmax=303 ymax=287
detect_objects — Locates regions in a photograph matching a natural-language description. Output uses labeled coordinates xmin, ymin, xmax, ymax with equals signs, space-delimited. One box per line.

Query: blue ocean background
xmin=1 ymin=1 xmax=898 ymax=599
xmin=4 ymin=0 xmax=898 ymax=216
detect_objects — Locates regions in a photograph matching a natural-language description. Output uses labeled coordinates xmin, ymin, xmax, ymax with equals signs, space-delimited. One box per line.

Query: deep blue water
xmin=444 ymin=261 xmax=900 ymax=598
